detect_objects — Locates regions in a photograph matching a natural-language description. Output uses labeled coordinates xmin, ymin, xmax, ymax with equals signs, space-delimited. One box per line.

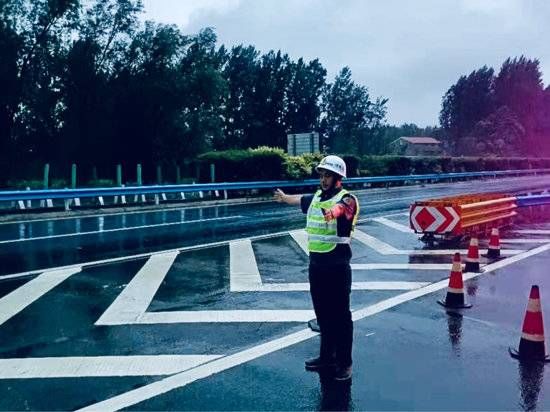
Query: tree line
xmin=0 ymin=0 xmax=388 ymax=183
xmin=2 ymin=1 xmax=549 ymax=186
xmin=440 ymin=56 xmax=550 ymax=157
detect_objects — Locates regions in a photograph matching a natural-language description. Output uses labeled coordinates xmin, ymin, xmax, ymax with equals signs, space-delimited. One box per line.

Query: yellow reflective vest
xmin=306 ymin=189 xmax=359 ymax=253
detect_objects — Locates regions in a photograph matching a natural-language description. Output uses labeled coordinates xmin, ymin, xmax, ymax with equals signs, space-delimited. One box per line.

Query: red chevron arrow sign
xmin=410 ymin=205 xmax=460 ymax=234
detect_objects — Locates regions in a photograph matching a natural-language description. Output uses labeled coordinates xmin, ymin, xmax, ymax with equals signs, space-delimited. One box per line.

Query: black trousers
xmin=309 ymin=261 xmax=353 ymax=367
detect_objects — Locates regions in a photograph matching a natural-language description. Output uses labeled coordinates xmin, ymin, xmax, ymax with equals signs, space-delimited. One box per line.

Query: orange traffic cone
xmin=510 ymin=285 xmax=550 ymax=362
xmin=465 ymin=237 xmax=480 ymax=272
xmin=438 ymin=253 xmax=472 ymax=309
xmin=486 ymin=228 xmax=500 ymax=259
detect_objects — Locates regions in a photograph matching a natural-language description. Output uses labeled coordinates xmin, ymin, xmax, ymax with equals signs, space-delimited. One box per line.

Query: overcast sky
xmin=141 ymin=0 xmax=549 ymax=127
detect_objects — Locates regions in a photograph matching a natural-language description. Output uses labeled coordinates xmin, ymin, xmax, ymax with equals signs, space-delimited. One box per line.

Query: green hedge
xmin=198 ymin=149 xmax=550 ymax=182
xmin=198 ymin=147 xmax=287 ymax=182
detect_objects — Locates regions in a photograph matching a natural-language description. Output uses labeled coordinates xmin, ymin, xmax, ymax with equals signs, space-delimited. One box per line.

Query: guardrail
xmin=516 ymin=194 xmax=550 ymax=207
xmin=1 ymin=168 xmax=549 ymax=211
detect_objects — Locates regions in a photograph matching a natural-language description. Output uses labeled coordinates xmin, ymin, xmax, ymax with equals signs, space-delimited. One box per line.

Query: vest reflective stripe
xmin=306 ymin=188 xmax=358 ymax=253
xmin=306 ymin=221 xmax=337 ymax=229
xmin=307 ymin=234 xmax=352 ymax=244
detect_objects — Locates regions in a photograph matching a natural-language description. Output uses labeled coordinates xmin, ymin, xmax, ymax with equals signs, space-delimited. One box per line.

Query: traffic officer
xmin=274 ymin=155 xmax=359 ymax=381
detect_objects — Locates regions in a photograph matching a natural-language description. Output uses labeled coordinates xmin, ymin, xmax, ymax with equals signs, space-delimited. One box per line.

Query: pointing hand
xmin=274 ymin=188 xmax=286 ymax=203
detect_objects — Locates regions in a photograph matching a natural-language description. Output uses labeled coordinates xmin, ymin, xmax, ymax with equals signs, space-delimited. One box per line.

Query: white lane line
xmin=1 ymin=225 xmax=524 ymax=282
xmin=514 ymin=230 xmax=550 ymax=235
xmin=353 ymin=230 xmax=514 ymax=256
xmin=500 ymin=239 xmax=550 ymax=244
xmin=0 ymin=268 xmax=81 ymax=326
xmin=230 ymin=240 xmax=262 ymax=292
xmin=0 ymin=355 xmax=222 ymax=379
xmin=78 ymin=329 xmax=318 ymax=412
xmin=252 ymin=281 xmax=429 ymax=292
xmin=371 ymin=217 xmax=413 ymax=233
xmin=95 ymin=252 xmax=178 ymax=325
xmin=1 ymin=228 xmax=301 ymax=281
xmin=353 ymin=229 xmax=402 ymax=254
xmin=138 ymin=310 xmax=316 ymax=324
xmin=352 ymin=263 xmax=452 ymax=270
xmin=375 ymin=211 xmax=409 ymax=218
xmin=361 ymin=195 xmax=420 ymax=205
xmin=0 ymin=216 xmax=243 ymax=244
xmin=289 ymin=230 xmax=309 ymax=255
xmin=407 ymin=249 xmax=522 ymax=256
xmin=79 ymin=242 xmax=550 ymax=412
xmin=0 ymin=199 xmax=267 ymax=225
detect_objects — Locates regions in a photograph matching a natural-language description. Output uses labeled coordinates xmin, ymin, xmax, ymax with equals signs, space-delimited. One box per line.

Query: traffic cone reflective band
xmin=510 ymin=285 xmax=550 ymax=362
xmin=487 ymin=228 xmax=500 ymax=258
xmin=438 ymin=253 xmax=472 ymax=309
xmin=465 ymin=237 xmax=480 ymax=272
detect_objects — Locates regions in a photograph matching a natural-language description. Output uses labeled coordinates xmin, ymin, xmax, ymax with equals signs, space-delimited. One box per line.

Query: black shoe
xmin=304 ymin=356 xmax=336 ymax=371
xmin=333 ymin=365 xmax=352 ymax=381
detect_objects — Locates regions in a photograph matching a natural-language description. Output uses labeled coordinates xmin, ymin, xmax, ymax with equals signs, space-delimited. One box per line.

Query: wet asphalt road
xmin=1 ymin=175 xmax=550 ymax=411
xmin=1 ymin=175 xmax=550 ymax=277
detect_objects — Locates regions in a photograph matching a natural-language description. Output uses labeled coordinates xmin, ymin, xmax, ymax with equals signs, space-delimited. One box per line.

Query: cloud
xmin=141 ymin=0 xmax=241 ymax=28
xmin=141 ymin=0 xmax=550 ymax=126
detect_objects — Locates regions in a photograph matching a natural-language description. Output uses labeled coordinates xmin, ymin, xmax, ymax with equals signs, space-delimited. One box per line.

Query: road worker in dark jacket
xmin=274 ymin=155 xmax=359 ymax=381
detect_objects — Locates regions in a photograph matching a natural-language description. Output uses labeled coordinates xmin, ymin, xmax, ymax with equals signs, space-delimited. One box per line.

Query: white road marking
xmin=375 ymin=211 xmax=409 ymax=218
xmin=0 ymin=216 xmax=243 ymax=244
xmin=352 ymin=263 xmax=452 ymax=270
xmin=96 ymin=252 xmax=178 ymax=325
xmin=351 ymin=229 xmax=523 ymax=256
xmin=252 ymin=282 xmax=429 ymax=292
xmin=361 ymin=195 xmax=420 ymax=206
xmin=353 ymin=229 xmax=401 ymax=254
xmin=500 ymin=239 xmax=550 ymax=244
xmin=1 ymin=229 xmax=299 ymax=281
xmin=0 ymin=199 xmax=269 ymax=226
xmin=371 ymin=217 xmax=413 ymax=233
xmin=0 ymin=355 xmax=222 ymax=379
xmin=229 ymin=240 xmax=262 ymax=292
xmin=0 ymin=268 xmax=81 ymax=326
xmin=79 ymin=242 xmax=550 ymax=412
xmin=514 ymin=230 xmax=550 ymax=235
xmin=2 ymin=223 xmax=524 ymax=282
xmin=138 ymin=310 xmax=316 ymax=324
xmin=407 ymin=249 xmax=522 ymax=256
xmin=289 ymin=229 xmax=309 ymax=255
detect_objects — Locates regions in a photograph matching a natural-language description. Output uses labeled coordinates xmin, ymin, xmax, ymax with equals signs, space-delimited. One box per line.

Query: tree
xmin=466 ymin=106 xmax=525 ymax=156
xmin=493 ymin=56 xmax=544 ymax=155
xmin=440 ymin=66 xmax=495 ymax=154
xmin=247 ymin=50 xmax=293 ymax=148
xmin=60 ymin=0 xmax=143 ymax=173
xmin=0 ymin=0 xmax=80 ymax=174
xmin=221 ymin=45 xmax=260 ymax=149
xmin=321 ymin=67 xmax=387 ymax=154
xmin=285 ymin=58 xmax=327 ymax=135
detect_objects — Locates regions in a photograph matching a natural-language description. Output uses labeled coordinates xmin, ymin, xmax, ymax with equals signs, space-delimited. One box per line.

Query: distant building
xmin=287 ymin=132 xmax=320 ymax=155
xmin=390 ymin=136 xmax=443 ymax=156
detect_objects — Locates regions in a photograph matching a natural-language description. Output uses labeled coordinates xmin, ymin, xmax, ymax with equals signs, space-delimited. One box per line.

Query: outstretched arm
xmin=273 ymin=188 xmax=302 ymax=205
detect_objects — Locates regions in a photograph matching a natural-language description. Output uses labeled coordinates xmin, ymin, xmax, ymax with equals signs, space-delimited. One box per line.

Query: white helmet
xmin=315 ymin=155 xmax=347 ymax=178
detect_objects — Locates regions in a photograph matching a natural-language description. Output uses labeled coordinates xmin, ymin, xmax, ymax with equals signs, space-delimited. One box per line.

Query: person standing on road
xmin=274 ymin=155 xmax=359 ymax=381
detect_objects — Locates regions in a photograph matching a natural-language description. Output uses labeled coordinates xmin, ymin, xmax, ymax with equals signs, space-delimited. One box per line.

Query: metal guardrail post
xmin=137 ymin=164 xmax=142 ymax=186
xmin=116 ymin=165 xmax=122 ymax=187
xmin=156 ymin=165 xmax=162 ymax=185
xmin=43 ymin=164 xmax=49 ymax=189
xmin=71 ymin=164 xmax=77 ymax=189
